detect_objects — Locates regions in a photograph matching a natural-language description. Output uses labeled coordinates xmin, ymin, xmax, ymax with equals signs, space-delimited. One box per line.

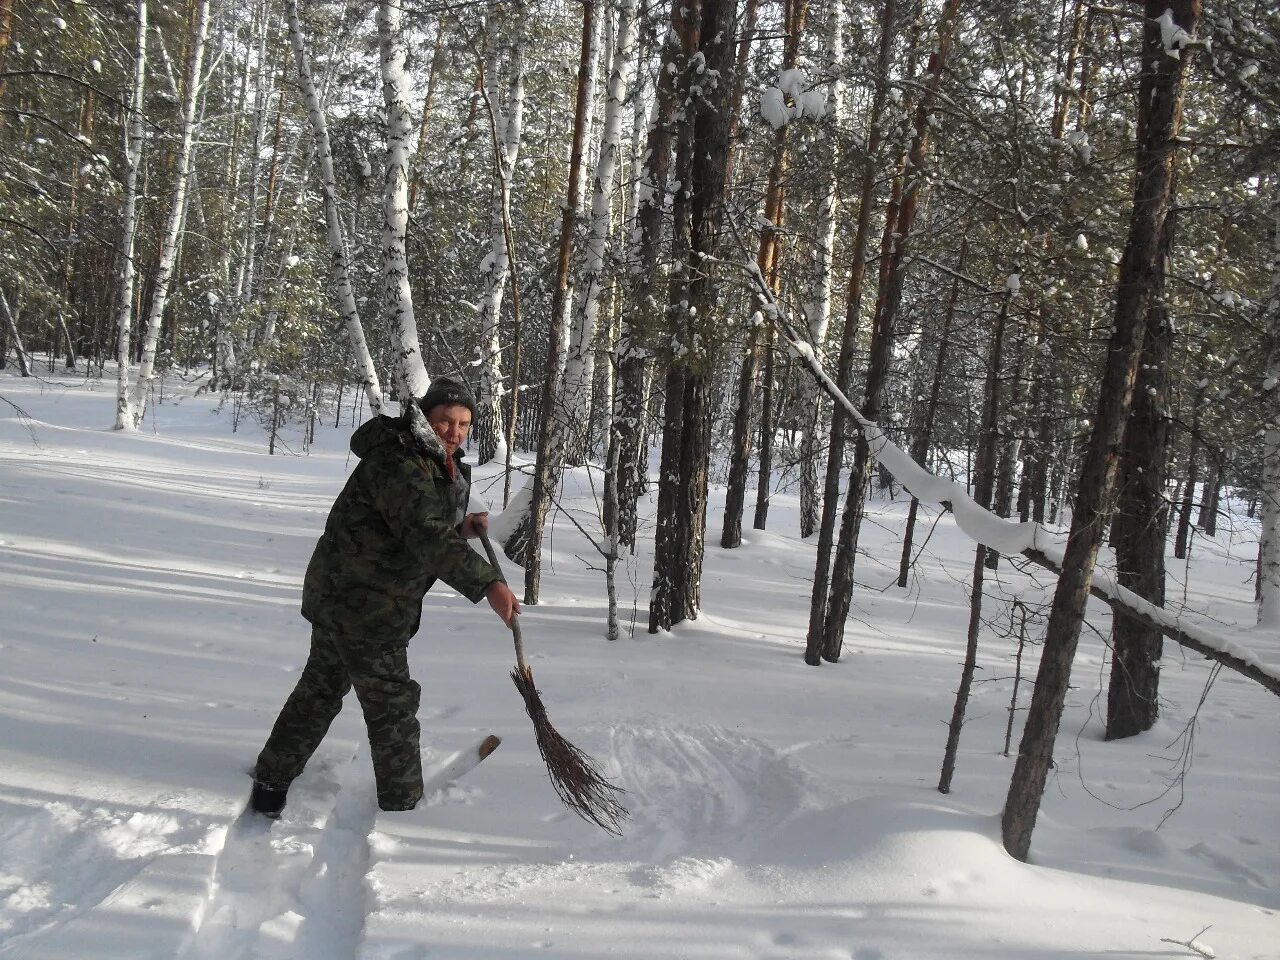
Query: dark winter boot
xmin=250 ymin=781 xmax=289 ymax=819
xmin=377 ymin=794 xmax=419 ymax=812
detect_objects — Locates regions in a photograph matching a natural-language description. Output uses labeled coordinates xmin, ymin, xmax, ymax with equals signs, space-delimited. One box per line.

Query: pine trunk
xmin=1106 ymin=197 xmax=1177 ymax=740
xmin=939 ymin=288 xmax=1012 ymax=793
xmin=511 ymin=0 xmax=597 ymax=600
xmin=819 ymin=0 xmax=961 ymax=664
xmin=650 ymin=0 xmax=737 ymax=631
xmin=1259 ymin=194 xmax=1280 ymax=628
xmin=615 ymin=5 xmax=682 ymax=550
xmin=805 ymin=0 xmax=895 ymax=664
xmin=722 ymin=0 xmax=808 ymax=548
xmin=1002 ymin=0 xmax=1199 ymax=862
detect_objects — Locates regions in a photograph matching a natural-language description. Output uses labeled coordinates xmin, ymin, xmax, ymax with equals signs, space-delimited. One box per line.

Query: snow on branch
xmin=734 ymin=259 xmax=1280 ymax=699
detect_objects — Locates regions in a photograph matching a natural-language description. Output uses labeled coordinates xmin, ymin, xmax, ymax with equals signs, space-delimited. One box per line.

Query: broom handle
xmin=477 ymin=529 xmax=530 ymax=674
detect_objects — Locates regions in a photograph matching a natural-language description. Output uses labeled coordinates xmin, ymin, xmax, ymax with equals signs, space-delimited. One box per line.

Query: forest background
xmin=0 ymin=0 xmax=1278 ymax=864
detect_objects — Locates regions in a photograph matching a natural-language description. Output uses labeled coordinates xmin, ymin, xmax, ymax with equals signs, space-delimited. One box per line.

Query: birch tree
xmin=474 ymin=0 xmax=527 ymax=464
xmin=378 ymin=0 xmax=429 ymax=401
xmin=112 ymin=0 xmax=148 ymax=431
xmin=284 ymin=0 xmax=382 ymax=415
xmin=128 ymin=0 xmax=211 ymax=427
xmin=560 ymin=0 xmax=639 ymax=466
xmin=797 ymin=0 xmax=844 ymax=540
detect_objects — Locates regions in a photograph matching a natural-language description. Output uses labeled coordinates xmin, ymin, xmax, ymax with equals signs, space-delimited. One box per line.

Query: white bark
xmin=285 ymin=0 xmax=382 ymax=415
xmin=0 ymin=287 xmax=30 ymax=376
xmin=1259 ymin=192 xmax=1280 ymax=628
xmin=128 ymin=0 xmax=210 ymax=426
xmin=378 ymin=0 xmax=429 ymax=402
xmin=113 ymin=0 xmax=148 ymax=431
xmin=554 ymin=3 xmax=606 ymax=377
xmin=476 ymin=1 xmax=527 ymax=462
xmin=560 ymin=0 xmax=636 ymax=462
xmin=236 ymin=1 xmax=274 ymax=318
xmin=797 ymin=0 xmax=844 ymax=532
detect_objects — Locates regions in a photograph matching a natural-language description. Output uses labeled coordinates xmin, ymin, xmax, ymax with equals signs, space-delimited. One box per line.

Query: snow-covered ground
xmin=0 ymin=368 xmax=1276 ymax=960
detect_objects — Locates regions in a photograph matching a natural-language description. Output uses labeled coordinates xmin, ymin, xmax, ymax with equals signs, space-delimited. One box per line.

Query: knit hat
xmin=418 ymin=376 xmax=477 ymax=419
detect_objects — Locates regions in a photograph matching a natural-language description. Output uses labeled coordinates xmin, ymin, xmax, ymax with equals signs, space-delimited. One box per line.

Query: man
xmin=250 ymin=377 xmax=521 ymax=817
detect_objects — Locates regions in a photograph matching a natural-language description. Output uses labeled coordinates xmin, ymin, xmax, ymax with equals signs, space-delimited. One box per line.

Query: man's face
xmin=427 ymin=403 xmax=472 ymax=456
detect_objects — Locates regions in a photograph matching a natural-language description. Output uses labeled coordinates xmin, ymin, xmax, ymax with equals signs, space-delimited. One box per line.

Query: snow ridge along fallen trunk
xmin=741 ymin=260 xmax=1280 ymax=699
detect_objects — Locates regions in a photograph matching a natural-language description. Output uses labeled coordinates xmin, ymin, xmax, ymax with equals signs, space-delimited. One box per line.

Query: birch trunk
xmin=560 ymin=0 xmax=639 ymax=466
xmin=0 ymin=287 xmax=29 ymax=376
xmin=113 ymin=0 xmax=148 ymax=430
xmin=236 ymin=4 xmax=274 ymax=332
xmin=128 ymin=0 xmax=210 ymax=427
xmin=378 ymin=0 xmax=430 ymax=401
xmin=284 ymin=0 xmax=382 ymax=415
xmin=475 ymin=2 xmax=527 ymax=464
xmin=798 ymin=0 xmax=844 ymax=539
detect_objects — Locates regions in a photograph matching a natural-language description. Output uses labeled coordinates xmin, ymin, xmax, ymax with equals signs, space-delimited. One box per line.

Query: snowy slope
xmin=0 ymin=369 xmax=1276 ymax=960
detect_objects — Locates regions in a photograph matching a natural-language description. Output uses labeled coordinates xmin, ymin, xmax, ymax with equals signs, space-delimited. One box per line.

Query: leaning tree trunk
xmin=379 ymin=0 xmax=430 ymax=400
xmin=112 ymin=0 xmax=148 ymax=431
xmin=129 ymin=0 xmax=210 ymax=427
xmin=285 ymin=0 xmax=382 ymax=414
xmin=1106 ymin=196 xmax=1177 ymax=740
xmin=805 ymin=0 xmax=895 ymax=664
xmin=1002 ymin=0 xmax=1200 ymax=863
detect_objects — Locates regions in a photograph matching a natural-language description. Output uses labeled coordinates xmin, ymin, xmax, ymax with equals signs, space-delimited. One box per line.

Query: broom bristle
xmin=512 ymin=667 xmax=628 ymax=835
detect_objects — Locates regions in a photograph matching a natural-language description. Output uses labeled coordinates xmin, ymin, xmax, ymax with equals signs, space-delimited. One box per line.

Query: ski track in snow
xmin=180 ymin=747 xmax=375 ymax=960
xmin=0 ymin=799 xmax=215 ymax=955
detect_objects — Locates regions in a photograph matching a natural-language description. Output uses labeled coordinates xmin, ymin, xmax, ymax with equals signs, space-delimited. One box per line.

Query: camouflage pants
xmin=254 ymin=626 xmax=423 ymax=810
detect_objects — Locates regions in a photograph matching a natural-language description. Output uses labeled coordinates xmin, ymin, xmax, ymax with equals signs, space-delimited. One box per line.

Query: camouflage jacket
xmin=301 ymin=412 xmax=499 ymax=641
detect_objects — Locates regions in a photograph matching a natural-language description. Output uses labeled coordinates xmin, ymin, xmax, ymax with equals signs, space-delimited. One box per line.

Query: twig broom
xmin=479 ymin=531 xmax=628 ymax=835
